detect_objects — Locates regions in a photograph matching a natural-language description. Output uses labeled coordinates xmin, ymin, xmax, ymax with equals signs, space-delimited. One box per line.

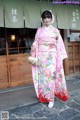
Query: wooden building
xmin=0 ymin=0 xmax=80 ymax=89
xmin=0 ymin=28 xmax=36 ymax=89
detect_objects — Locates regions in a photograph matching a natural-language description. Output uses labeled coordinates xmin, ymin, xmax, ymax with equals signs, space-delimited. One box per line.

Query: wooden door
xmin=68 ymin=42 xmax=80 ymax=74
xmin=9 ymin=53 xmax=33 ymax=87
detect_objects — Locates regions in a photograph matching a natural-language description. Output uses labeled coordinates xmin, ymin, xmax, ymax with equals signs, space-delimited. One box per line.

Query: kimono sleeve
xmin=32 ymin=28 xmax=40 ymax=46
xmin=31 ymin=28 xmax=40 ymax=56
xmin=57 ymin=29 xmax=68 ymax=60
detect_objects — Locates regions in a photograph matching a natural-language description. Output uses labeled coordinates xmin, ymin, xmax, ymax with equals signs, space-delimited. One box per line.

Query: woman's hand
xmin=30 ymin=45 xmax=36 ymax=55
xmin=31 ymin=45 xmax=36 ymax=51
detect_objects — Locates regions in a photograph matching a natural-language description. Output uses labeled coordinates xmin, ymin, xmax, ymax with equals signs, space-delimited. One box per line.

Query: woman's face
xmin=43 ymin=18 xmax=52 ymax=26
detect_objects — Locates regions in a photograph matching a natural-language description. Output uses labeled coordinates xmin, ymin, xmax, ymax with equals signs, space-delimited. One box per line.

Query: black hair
xmin=41 ymin=10 xmax=52 ymax=20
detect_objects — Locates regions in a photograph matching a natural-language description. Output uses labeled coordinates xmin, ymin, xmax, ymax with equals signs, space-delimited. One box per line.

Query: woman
xmin=30 ymin=10 xmax=69 ymax=108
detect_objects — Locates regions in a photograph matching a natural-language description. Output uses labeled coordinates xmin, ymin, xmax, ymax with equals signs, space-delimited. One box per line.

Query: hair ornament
xmin=40 ymin=18 xmax=42 ymax=22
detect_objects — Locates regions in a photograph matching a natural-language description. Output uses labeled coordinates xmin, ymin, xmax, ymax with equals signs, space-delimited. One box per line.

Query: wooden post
xmin=5 ymin=28 xmax=11 ymax=86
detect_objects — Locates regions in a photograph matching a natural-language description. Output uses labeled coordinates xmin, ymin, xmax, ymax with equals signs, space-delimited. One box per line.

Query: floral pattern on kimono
xmin=31 ymin=26 xmax=69 ymax=102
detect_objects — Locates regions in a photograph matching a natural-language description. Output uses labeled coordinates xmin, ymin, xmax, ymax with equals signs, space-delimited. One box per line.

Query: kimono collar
xmin=43 ymin=25 xmax=54 ymax=31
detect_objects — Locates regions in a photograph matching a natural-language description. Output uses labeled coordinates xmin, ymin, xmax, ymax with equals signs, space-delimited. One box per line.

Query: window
xmin=0 ymin=28 xmax=37 ymax=55
xmin=7 ymin=28 xmax=36 ymax=54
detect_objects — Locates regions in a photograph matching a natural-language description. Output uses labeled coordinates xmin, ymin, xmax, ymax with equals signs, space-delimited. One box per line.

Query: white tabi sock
xmin=48 ymin=102 xmax=54 ymax=108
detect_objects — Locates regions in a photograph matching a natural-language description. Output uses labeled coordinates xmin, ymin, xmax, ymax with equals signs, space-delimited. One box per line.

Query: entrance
xmin=0 ymin=28 xmax=36 ymax=89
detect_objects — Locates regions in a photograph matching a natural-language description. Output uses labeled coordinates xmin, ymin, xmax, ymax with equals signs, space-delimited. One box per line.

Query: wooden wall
xmin=0 ymin=56 xmax=8 ymax=88
xmin=68 ymin=42 xmax=80 ymax=73
xmin=63 ymin=30 xmax=80 ymax=75
xmin=0 ymin=53 xmax=33 ymax=89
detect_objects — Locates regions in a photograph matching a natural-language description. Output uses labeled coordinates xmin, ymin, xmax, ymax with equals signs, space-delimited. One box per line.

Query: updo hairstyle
xmin=41 ymin=10 xmax=52 ymax=20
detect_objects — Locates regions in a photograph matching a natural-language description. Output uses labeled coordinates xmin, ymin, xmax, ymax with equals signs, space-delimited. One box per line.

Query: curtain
xmin=56 ymin=4 xmax=80 ymax=30
xmin=24 ymin=0 xmax=41 ymax=28
xmin=69 ymin=5 xmax=80 ymax=30
xmin=0 ymin=1 xmax=4 ymax=27
xmin=4 ymin=0 xmax=24 ymax=28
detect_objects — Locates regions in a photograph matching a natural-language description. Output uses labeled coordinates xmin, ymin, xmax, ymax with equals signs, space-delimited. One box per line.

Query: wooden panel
xmin=68 ymin=46 xmax=73 ymax=53
xmin=0 ymin=56 xmax=9 ymax=89
xmin=68 ymin=42 xmax=80 ymax=74
xmin=69 ymin=60 xmax=73 ymax=66
xmin=75 ymin=60 xmax=80 ymax=72
xmin=10 ymin=53 xmax=33 ymax=87
xmin=68 ymin=53 xmax=73 ymax=59
xmin=74 ymin=46 xmax=79 ymax=52
xmin=68 ymin=60 xmax=74 ymax=73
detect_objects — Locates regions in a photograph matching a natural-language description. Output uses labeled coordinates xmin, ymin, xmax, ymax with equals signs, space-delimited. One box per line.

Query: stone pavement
xmin=0 ymin=75 xmax=80 ymax=120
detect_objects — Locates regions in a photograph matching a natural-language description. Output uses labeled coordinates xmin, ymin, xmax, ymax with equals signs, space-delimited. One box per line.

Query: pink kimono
xmin=31 ymin=26 xmax=69 ymax=103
